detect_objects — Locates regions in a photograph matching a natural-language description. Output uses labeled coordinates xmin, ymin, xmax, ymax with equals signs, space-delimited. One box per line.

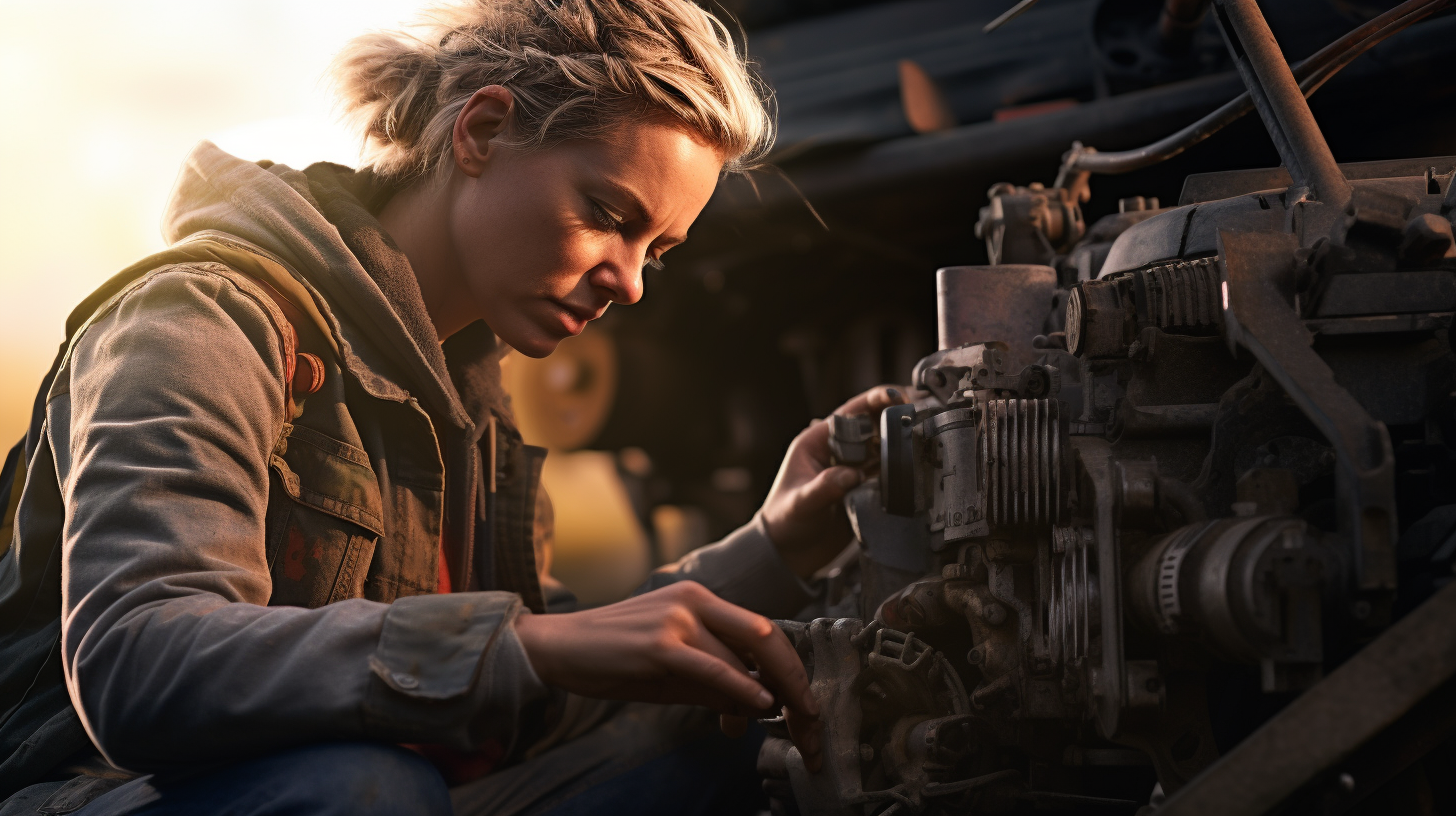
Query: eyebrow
xmin=601 ymin=179 xmax=688 ymax=246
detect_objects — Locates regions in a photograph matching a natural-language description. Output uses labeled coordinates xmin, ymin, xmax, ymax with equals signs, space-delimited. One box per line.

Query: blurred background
xmin=4 ymin=0 xmax=1455 ymax=604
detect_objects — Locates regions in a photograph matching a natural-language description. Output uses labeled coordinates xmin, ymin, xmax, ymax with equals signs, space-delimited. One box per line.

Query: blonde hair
xmin=331 ymin=0 xmax=774 ymax=185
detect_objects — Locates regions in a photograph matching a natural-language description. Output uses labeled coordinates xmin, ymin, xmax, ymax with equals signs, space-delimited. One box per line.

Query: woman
xmin=0 ymin=0 xmax=899 ymax=814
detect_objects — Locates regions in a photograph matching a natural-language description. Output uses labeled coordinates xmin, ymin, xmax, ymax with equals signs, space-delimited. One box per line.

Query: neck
xmin=377 ymin=176 xmax=479 ymax=342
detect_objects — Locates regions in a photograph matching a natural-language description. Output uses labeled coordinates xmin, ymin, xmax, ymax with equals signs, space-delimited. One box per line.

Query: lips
xmin=549 ymin=299 xmax=602 ymax=336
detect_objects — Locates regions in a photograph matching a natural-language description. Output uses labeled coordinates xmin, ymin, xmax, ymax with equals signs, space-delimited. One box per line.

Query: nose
xmin=589 ymin=248 xmax=646 ymax=306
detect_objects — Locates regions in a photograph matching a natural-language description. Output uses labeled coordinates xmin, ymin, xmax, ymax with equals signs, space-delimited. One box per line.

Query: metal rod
xmin=1212 ymin=0 xmax=1350 ymax=206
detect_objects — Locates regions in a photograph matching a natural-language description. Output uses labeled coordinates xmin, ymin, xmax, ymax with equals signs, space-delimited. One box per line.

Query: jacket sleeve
xmin=53 ymin=266 xmax=546 ymax=772
xmin=641 ymin=514 xmax=815 ymax=619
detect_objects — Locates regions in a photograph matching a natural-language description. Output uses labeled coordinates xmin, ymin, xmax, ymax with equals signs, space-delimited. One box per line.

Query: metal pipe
xmin=1212 ymin=0 xmax=1350 ymax=206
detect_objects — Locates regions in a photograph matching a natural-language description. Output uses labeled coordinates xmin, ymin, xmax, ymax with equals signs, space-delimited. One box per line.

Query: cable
xmin=1062 ymin=0 xmax=1451 ymax=177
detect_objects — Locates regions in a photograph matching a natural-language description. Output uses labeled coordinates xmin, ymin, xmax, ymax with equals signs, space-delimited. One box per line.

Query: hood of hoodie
xmin=162 ymin=140 xmax=510 ymax=437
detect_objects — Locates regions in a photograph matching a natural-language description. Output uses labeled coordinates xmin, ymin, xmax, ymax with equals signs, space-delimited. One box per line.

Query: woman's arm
xmin=56 ymin=266 xmax=545 ymax=771
xmin=640 ymin=385 xmax=905 ymax=617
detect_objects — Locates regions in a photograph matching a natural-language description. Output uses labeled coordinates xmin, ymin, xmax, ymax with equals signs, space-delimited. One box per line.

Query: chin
xmin=505 ymin=332 xmax=562 ymax=359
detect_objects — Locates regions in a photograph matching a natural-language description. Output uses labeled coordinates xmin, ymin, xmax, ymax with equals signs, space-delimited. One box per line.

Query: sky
xmin=0 ymin=0 xmax=434 ymax=441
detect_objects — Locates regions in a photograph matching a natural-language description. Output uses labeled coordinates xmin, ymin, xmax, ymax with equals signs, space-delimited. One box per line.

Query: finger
xmin=789 ymin=418 xmax=833 ymax=468
xmin=658 ymin=643 xmax=776 ymax=713
xmin=785 ymin=705 xmax=824 ymax=772
xmin=693 ymin=601 xmax=819 ymax=720
xmin=792 ymin=466 xmax=862 ymax=513
xmin=720 ymin=714 xmax=748 ymax=738
xmin=832 ymin=384 xmax=907 ymax=417
xmin=610 ymin=676 xmax=767 ymax=714
xmin=683 ymin=621 xmax=754 ymax=679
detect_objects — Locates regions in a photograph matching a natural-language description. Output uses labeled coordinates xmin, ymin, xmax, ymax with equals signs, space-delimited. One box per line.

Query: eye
xmin=590 ymin=200 xmax=624 ymax=233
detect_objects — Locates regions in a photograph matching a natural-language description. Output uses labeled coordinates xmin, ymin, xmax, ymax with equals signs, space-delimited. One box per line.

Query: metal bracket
xmin=1217 ymin=229 xmax=1396 ymax=594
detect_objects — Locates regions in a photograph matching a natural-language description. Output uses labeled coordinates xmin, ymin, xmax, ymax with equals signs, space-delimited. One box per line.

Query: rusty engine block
xmin=757 ymin=1 xmax=1456 ymax=813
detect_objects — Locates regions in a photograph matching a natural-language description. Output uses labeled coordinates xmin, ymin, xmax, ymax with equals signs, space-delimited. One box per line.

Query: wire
xmin=983 ymin=0 xmax=1042 ymax=33
xmin=1062 ymin=0 xmax=1452 ymax=177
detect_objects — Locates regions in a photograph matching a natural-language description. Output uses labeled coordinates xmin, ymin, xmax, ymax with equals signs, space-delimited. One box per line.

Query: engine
xmin=757 ymin=2 xmax=1456 ymax=813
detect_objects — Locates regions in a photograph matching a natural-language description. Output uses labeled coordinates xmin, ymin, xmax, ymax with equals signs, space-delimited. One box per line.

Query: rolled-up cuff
xmin=362 ymin=592 xmax=548 ymax=749
xmin=643 ymin=514 xmax=815 ymax=619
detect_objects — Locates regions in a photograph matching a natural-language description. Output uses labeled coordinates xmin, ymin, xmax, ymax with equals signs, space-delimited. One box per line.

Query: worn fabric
xmin=0 ymin=141 xmax=810 ymax=807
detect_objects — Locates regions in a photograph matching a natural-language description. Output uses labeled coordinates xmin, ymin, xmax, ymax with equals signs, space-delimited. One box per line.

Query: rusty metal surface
xmin=935 ymin=265 xmax=1057 ymax=363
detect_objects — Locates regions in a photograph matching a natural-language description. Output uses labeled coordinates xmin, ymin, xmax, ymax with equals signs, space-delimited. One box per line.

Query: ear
xmin=452 ymin=85 xmax=515 ymax=178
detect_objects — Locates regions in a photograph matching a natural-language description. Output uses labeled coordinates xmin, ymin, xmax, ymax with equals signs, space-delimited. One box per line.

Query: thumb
xmin=794 ymin=466 xmax=861 ymax=513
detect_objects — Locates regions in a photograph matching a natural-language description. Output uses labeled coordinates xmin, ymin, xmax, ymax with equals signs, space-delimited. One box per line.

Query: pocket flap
xmin=270 ymin=424 xmax=385 ymax=537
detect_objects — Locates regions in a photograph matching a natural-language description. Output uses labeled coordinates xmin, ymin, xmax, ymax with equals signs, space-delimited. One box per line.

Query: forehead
xmin=557 ymin=121 xmax=724 ymax=215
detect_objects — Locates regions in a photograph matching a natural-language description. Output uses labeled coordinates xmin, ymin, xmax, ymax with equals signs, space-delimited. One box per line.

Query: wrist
xmin=762 ymin=513 xmax=831 ymax=579
xmin=513 ymin=612 xmax=557 ymax=686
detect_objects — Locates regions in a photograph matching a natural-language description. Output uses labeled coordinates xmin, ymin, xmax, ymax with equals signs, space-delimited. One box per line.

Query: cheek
xmin=453 ymin=193 xmax=599 ymax=300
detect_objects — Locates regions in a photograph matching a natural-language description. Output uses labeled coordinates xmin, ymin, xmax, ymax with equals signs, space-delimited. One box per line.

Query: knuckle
xmin=663 ymin=605 xmax=698 ymax=634
xmin=667 ymin=580 xmax=708 ymax=601
xmin=652 ymin=626 xmax=683 ymax=653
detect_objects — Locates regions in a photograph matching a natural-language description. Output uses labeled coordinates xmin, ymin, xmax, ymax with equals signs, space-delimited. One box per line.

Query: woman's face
xmin=446 ymin=120 xmax=724 ymax=357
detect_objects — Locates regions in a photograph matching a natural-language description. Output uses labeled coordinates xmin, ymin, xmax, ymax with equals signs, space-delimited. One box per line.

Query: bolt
xmin=982 ymin=603 xmax=1008 ymax=626
xmin=860 ymin=743 xmax=876 ymax=763
xmin=942 ymin=563 xmax=968 ymax=580
xmin=967 ymin=648 xmax=985 ymax=665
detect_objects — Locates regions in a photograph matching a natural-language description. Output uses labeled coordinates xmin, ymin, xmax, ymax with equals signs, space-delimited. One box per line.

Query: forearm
xmin=640 ymin=514 xmax=814 ymax=619
xmin=72 ymin=589 xmax=544 ymax=771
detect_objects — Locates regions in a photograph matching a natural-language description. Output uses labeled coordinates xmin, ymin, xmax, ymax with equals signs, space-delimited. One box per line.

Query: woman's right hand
xmin=513 ymin=581 xmax=823 ymax=770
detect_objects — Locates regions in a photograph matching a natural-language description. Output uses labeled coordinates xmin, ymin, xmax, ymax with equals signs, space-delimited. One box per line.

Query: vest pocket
xmin=266 ymin=424 xmax=385 ymax=608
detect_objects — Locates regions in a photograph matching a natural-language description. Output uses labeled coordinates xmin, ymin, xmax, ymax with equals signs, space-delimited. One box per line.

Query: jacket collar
xmin=162 ymin=141 xmax=513 ymax=439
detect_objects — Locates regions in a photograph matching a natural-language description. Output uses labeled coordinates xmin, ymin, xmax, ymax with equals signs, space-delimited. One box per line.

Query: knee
xmin=274 ymin=742 xmax=451 ymax=816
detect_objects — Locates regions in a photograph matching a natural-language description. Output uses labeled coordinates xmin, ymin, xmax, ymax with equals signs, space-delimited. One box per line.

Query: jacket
xmin=0 ymin=142 xmax=813 ymax=797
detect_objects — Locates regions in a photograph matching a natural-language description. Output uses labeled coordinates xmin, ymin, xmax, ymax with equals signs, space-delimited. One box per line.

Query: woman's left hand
xmin=760 ymin=384 xmax=907 ymax=579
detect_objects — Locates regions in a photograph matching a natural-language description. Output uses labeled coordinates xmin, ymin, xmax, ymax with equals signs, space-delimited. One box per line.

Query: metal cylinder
xmin=936 ymin=265 xmax=1056 ymax=367
xmin=1127 ymin=516 xmax=1332 ymax=668
xmin=926 ymin=407 xmax=986 ymax=542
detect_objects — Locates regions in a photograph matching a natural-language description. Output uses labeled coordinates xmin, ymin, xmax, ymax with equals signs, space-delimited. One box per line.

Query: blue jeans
xmin=64 ymin=706 xmax=765 ymax=816
xmin=73 ymin=742 xmax=450 ymax=816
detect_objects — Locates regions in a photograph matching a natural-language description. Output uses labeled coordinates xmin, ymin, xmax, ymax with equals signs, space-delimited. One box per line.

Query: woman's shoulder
xmin=52 ymin=261 xmax=293 ymax=408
